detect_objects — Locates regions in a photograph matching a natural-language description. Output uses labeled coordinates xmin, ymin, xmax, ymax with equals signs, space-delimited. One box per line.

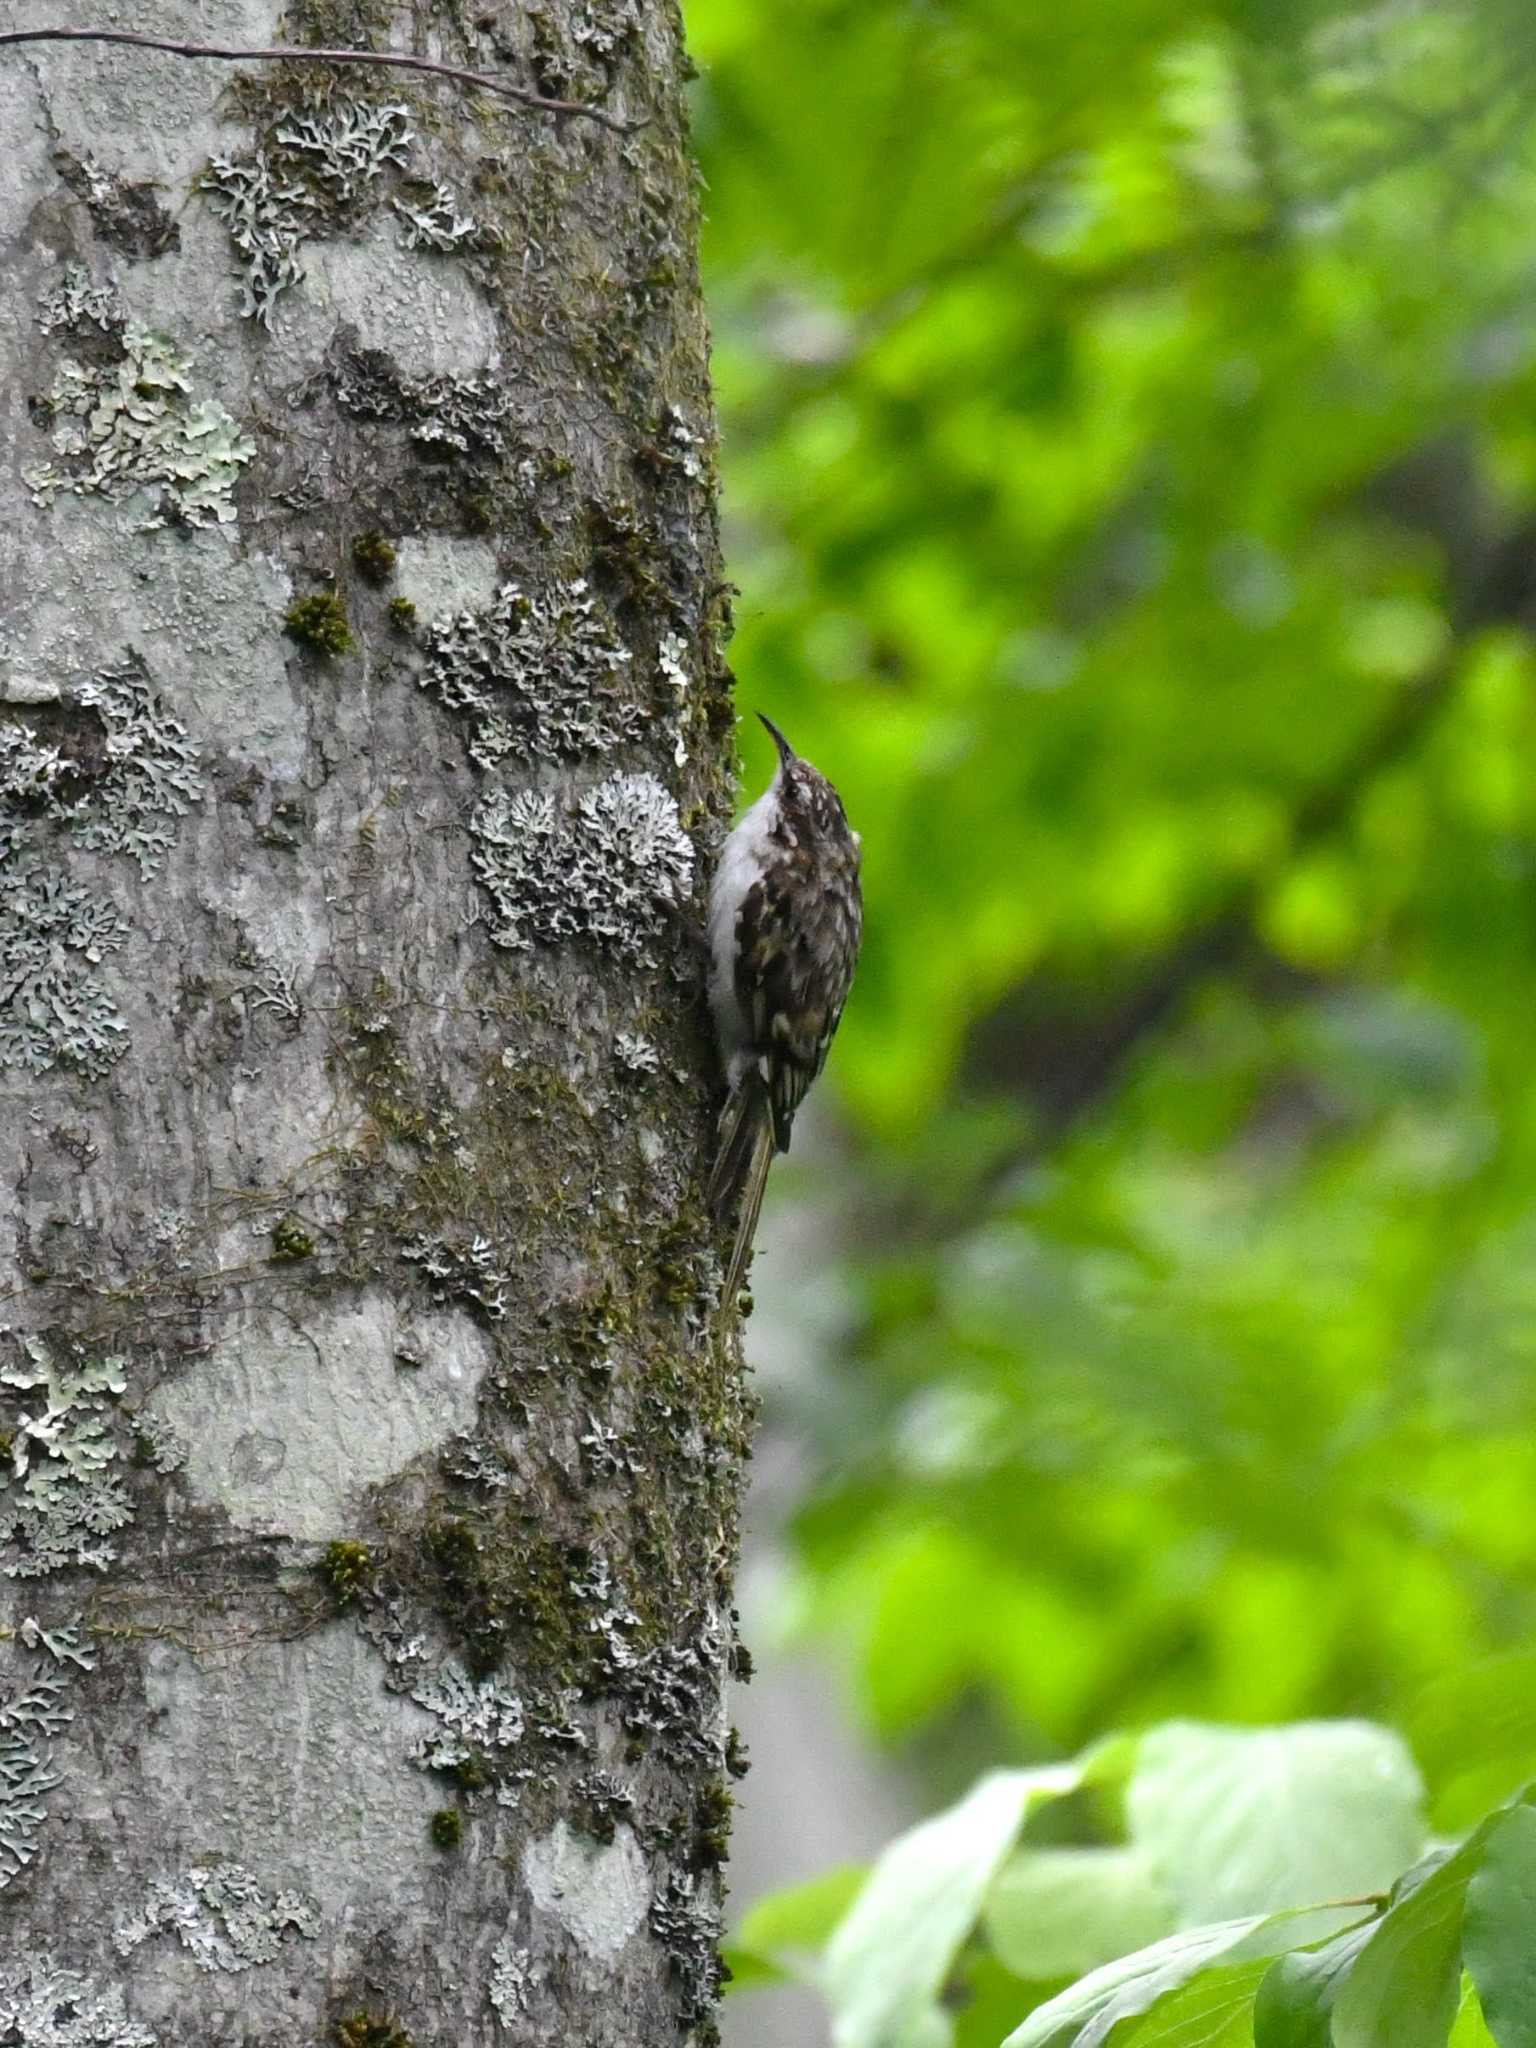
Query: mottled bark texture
xmin=0 ymin=2 xmax=746 ymax=2040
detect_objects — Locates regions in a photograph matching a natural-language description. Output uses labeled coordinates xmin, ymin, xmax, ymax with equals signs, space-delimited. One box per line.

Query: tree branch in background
xmin=968 ymin=479 xmax=1536 ymax=1205
xmin=0 ymin=25 xmax=639 ymax=131
xmin=973 ymin=659 xmax=1459 ymax=1163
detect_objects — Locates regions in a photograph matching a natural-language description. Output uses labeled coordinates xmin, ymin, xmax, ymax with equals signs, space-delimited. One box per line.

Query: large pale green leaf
xmin=1003 ymin=1908 xmax=1350 ymax=2048
xmin=1463 ymin=1805 xmax=1536 ymax=2048
xmin=1330 ymin=1825 xmax=1503 ymax=2048
xmin=1254 ymin=1800 xmax=1536 ymax=2048
xmin=1253 ymin=1916 xmax=1379 ymax=2048
xmin=1115 ymin=1959 xmax=1273 ymax=2048
xmin=1126 ymin=1721 xmax=1426 ymax=1925
xmin=1329 ymin=1883 xmax=1464 ymax=2048
xmin=984 ymin=1847 xmax=1174 ymax=1981
xmin=824 ymin=1765 xmax=1081 ymax=2048
xmin=890 ymin=2007 xmax=953 ymax=2048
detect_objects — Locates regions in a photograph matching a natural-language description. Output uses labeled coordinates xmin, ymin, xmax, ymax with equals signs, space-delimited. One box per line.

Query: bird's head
xmin=757 ymin=712 xmax=857 ymax=853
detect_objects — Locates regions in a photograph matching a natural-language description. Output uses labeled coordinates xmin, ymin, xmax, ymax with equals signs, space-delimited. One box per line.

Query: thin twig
xmin=0 ymin=25 xmax=638 ymax=133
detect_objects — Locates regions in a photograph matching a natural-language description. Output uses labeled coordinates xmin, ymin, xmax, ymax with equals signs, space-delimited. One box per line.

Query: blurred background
xmin=684 ymin=2 xmax=1536 ymax=2040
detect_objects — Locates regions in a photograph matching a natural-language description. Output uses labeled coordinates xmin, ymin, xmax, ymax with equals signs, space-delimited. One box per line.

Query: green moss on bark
xmin=285 ymin=591 xmax=354 ymax=657
xmin=335 ymin=2014 xmax=413 ymax=2048
xmin=352 ymin=529 xmax=398 ymax=583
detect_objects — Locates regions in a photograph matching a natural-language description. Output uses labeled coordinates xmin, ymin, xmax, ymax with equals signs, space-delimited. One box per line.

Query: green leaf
xmin=1464 ymin=1805 xmax=1536 ymax=2048
xmin=984 ymin=1847 xmax=1174 ymax=1981
xmin=736 ymin=1862 xmax=871 ymax=1971
xmin=824 ymin=1765 xmax=1081 ymax=2048
xmin=888 ymin=2006 xmax=954 ymax=2048
xmin=1330 ymin=1828 xmax=1500 ymax=2048
xmin=1451 ymin=1981 xmax=1500 ymax=2048
xmin=722 ymin=1945 xmax=785 ymax=1992
xmin=1080 ymin=1731 xmax=1146 ymax=1812
xmin=1115 ymin=1959 xmax=1273 ymax=2048
xmin=1253 ymin=1917 xmax=1379 ymax=2048
xmin=1255 ymin=1802 xmax=1536 ymax=2048
xmin=953 ymin=1957 xmax=1050 ymax=2048
xmin=1126 ymin=1721 xmax=1426 ymax=1925
xmin=1003 ymin=1908 xmax=1351 ymax=2048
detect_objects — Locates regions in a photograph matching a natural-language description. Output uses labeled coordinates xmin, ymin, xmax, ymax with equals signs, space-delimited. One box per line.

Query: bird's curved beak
xmin=757 ymin=712 xmax=795 ymax=763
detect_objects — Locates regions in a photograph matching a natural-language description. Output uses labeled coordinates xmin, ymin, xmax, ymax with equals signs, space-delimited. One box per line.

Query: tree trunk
xmin=0 ymin=2 xmax=743 ymax=2041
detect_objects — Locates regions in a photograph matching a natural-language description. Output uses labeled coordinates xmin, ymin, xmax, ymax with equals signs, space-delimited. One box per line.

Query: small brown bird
xmin=706 ymin=713 xmax=863 ymax=1301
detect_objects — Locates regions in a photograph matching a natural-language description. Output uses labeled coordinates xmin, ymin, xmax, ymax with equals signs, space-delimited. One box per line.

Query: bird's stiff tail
xmin=708 ymin=1082 xmax=776 ymax=1304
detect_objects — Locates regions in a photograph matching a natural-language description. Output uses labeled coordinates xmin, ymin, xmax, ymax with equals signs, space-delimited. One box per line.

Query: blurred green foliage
xmin=723 ymin=1711 xmax=1536 ymax=2048
xmin=689 ymin=0 xmax=1536 ymax=1785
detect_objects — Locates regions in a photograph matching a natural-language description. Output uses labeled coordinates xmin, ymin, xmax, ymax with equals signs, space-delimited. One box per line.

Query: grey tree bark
xmin=0 ymin=2 xmax=745 ymax=2042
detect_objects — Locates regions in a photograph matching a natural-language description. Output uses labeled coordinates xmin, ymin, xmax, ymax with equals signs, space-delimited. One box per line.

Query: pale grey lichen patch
xmin=0 ymin=1671 xmax=64 ymax=1889
xmin=25 ymin=308 xmax=253 ymax=528
xmin=78 ymin=665 xmax=202 ymax=860
xmin=202 ymin=101 xmax=413 ymax=324
xmin=361 ymin=1593 xmax=535 ymax=1793
xmin=402 ymin=1232 xmax=512 ymax=1321
xmin=471 ymin=772 xmax=693 ymax=961
xmin=0 ymin=1956 xmax=154 ymax=2046
xmin=422 ymin=581 xmax=639 ymax=769
xmin=410 ymin=1661 xmax=524 ymax=1772
xmin=276 ymin=101 xmax=412 ymax=202
xmin=392 ymin=182 xmax=483 ymax=253
xmin=129 ymin=1411 xmax=186 ymax=1474
xmin=244 ymin=955 xmax=303 ymax=1028
xmin=38 ymin=263 xmax=124 ymax=336
xmin=651 ymin=1868 xmax=726 ymax=2027
xmin=576 ymin=774 xmax=696 ymax=939
xmin=441 ymin=1432 xmax=514 ymax=1490
xmin=538 ymin=0 xmax=641 ymax=93
xmin=0 ymin=863 xmax=129 ymax=1076
xmin=614 ymin=1031 xmax=660 ymax=1075
xmin=657 ymin=630 xmax=690 ymax=768
xmin=1 ymin=655 xmax=202 ymax=874
xmin=572 ymin=0 xmax=643 ymax=59
xmin=609 ymin=1614 xmax=731 ymax=1769
xmin=488 ymin=1938 xmax=533 ymax=2024
xmin=1 ymin=653 xmax=204 ymax=1072
xmin=0 ymin=1616 xmax=94 ymax=1889
xmin=332 ymin=344 xmax=512 ymax=457
xmin=523 ymin=1821 xmax=650 ymax=1960
xmin=662 ymin=403 xmax=709 ymax=482
xmin=199 ymin=150 xmax=313 ymax=324
xmin=0 ymin=1339 xmax=132 ymax=1576
xmin=112 ymin=1864 xmax=321 ymax=1971
xmin=17 ymin=1616 xmax=96 ymax=1669
xmin=579 ymin=1413 xmax=643 ymax=1481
